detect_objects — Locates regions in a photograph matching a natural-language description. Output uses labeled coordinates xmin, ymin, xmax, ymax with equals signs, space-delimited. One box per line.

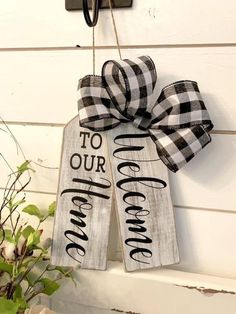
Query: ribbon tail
xmin=149 ymin=126 xmax=212 ymax=172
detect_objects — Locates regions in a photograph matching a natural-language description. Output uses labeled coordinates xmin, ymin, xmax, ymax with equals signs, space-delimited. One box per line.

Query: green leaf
xmin=22 ymin=226 xmax=35 ymax=239
xmin=0 ymin=299 xmax=19 ymax=314
xmin=26 ymin=230 xmax=41 ymax=247
xmin=26 ymin=232 xmax=34 ymax=247
xmin=2 ymin=229 xmax=15 ymax=244
xmin=15 ymin=298 xmax=28 ymax=311
xmin=37 ymin=278 xmax=60 ymax=296
xmin=26 ymin=271 xmax=38 ymax=286
xmin=13 ymin=286 xmax=28 ymax=311
xmin=0 ymin=261 xmax=13 ymax=275
xmin=17 ymin=160 xmax=34 ymax=175
xmin=11 ymin=199 xmax=26 ymax=210
xmin=13 ymin=285 xmax=22 ymax=301
xmin=48 ymin=201 xmax=56 ymax=217
xmin=22 ymin=205 xmax=43 ymax=219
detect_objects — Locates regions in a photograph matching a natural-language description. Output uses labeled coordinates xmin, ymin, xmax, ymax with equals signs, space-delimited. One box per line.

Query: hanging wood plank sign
xmin=108 ymin=124 xmax=179 ymax=271
xmin=52 ymin=55 xmax=213 ymax=272
xmin=51 ymin=115 xmax=112 ymax=270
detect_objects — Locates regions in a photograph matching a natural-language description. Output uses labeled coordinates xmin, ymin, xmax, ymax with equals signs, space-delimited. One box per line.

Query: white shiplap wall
xmin=1 ymin=1 xmax=236 ymax=313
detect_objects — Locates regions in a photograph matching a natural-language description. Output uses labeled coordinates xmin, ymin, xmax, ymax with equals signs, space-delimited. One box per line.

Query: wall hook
xmin=66 ymin=0 xmax=133 ymax=12
xmin=82 ymin=0 xmax=100 ymax=27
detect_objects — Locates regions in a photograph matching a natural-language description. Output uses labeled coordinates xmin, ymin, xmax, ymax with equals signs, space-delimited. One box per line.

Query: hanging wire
xmin=92 ymin=0 xmax=96 ymax=75
xmin=108 ymin=0 xmax=122 ymax=59
xmin=92 ymin=26 xmax=96 ymax=75
xmin=91 ymin=0 xmax=122 ymax=73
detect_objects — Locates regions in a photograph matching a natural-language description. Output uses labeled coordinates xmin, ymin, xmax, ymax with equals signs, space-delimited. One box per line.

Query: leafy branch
xmin=0 ymin=162 xmax=74 ymax=313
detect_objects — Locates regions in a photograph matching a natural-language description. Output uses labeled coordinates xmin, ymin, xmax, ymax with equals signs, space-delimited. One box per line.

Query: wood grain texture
xmin=171 ymin=207 xmax=236 ymax=278
xmin=0 ymin=0 xmax=235 ymax=47
xmin=51 ymin=116 xmax=113 ymax=269
xmin=108 ymin=124 xmax=179 ymax=271
xmin=1 ymin=47 xmax=236 ymax=131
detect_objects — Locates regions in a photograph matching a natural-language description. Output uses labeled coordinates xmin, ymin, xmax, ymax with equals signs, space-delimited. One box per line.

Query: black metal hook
xmin=82 ymin=0 xmax=100 ymax=27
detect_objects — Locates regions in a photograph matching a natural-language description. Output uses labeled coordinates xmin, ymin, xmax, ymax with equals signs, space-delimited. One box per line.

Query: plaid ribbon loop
xmin=78 ymin=56 xmax=213 ymax=172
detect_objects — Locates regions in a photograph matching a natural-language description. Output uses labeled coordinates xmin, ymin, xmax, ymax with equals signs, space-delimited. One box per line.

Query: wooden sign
xmin=52 ymin=117 xmax=179 ymax=271
xmin=51 ymin=115 xmax=112 ymax=270
xmin=108 ymin=124 xmax=180 ymax=271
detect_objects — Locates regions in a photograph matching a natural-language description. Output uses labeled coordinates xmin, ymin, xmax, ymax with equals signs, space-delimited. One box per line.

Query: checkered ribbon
xmin=78 ymin=56 xmax=213 ymax=172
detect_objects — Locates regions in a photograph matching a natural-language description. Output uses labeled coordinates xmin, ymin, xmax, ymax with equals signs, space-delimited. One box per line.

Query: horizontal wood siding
xmin=0 ymin=2 xmax=236 ymax=312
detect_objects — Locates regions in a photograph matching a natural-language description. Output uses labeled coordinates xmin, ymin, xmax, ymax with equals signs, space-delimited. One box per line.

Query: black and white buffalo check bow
xmin=78 ymin=56 xmax=214 ymax=172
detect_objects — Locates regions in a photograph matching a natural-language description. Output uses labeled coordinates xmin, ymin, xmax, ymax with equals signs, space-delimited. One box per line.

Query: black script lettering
xmin=123 ymin=191 xmax=146 ymax=204
xmin=62 ymin=177 xmax=111 ymax=262
xmin=117 ymin=176 xmax=167 ymax=191
xmin=64 ymin=230 xmax=86 ymax=262
xmin=118 ymin=162 xmax=167 ymax=190
xmin=113 ymin=133 xmax=159 ymax=162
xmin=61 ymin=178 xmax=111 ymax=203
xmin=113 ymin=132 xmax=168 ymax=265
xmin=128 ymin=247 xmax=152 ymax=264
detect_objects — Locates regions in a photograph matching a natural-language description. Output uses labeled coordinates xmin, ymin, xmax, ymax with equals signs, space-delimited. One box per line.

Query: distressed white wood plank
xmin=1 ymin=125 xmax=235 ymax=212
xmin=171 ymin=207 xmax=236 ymax=279
xmin=51 ymin=116 xmax=113 ymax=269
xmin=170 ymin=134 xmax=236 ymax=210
xmin=108 ymin=124 xmax=179 ymax=271
xmin=52 ymin=262 xmax=236 ymax=314
xmin=0 ymin=0 xmax=236 ymax=47
xmin=1 ymin=47 xmax=236 ymax=131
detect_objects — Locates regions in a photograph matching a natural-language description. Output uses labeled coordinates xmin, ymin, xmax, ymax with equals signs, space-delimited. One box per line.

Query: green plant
xmin=0 ymin=161 xmax=74 ymax=314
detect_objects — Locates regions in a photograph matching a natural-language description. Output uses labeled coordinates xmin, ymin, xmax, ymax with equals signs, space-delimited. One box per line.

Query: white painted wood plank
xmin=52 ymin=116 xmax=113 ymax=269
xmin=171 ymin=207 xmax=236 ymax=279
xmin=108 ymin=124 xmax=179 ymax=271
xmin=52 ymin=262 xmax=236 ymax=314
xmin=1 ymin=47 xmax=235 ymax=131
xmin=1 ymin=125 xmax=235 ymax=212
xmin=0 ymin=0 xmax=235 ymax=47
xmin=170 ymin=134 xmax=236 ymax=210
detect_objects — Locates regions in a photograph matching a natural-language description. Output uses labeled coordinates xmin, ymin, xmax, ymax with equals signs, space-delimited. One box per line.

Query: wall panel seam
xmin=0 ymin=122 xmax=235 ymax=135
xmin=0 ymin=43 xmax=236 ymax=52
